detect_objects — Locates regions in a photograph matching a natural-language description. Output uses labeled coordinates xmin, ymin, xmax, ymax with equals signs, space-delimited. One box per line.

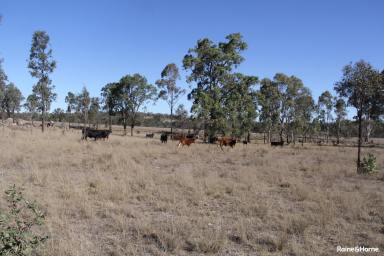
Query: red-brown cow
xmin=217 ymin=137 xmax=237 ymax=150
xmin=177 ymin=137 xmax=196 ymax=147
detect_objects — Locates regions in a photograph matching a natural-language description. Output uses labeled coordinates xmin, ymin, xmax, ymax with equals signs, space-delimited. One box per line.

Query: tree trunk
xmin=83 ymin=111 xmax=87 ymax=129
xmin=357 ymin=112 xmax=363 ymax=173
xmin=364 ymin=119 xmax=373 ymax=143
xmin=268 ymin=128 xmax=271 ymax=143
xmin=170 ymin=107 xmax=173 ymax=136
xmin=279 ymin=129 xmax=284 ymax=143
xmin=41 ymin=106 xmax=45 ymax=132
xmin=130 ymin=124 xmax=134 ymax=136
xmin=108 ymin=114 xmax=112 ymax=131
xmin=336 ymin=120 xmax=340 ymax=144
xmin=123 ymin=118 xmax=127 ymax=136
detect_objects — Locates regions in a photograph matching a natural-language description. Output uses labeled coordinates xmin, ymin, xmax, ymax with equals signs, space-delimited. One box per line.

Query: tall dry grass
xmin=0 ymin=127 xmax=383 ymax=255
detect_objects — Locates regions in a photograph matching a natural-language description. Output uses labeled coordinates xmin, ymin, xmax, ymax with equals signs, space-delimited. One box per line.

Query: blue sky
xmin=0 ymin=0 xmax=383 ymax=116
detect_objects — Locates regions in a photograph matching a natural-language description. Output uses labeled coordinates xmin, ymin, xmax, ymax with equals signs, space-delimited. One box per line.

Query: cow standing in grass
xmin=160 ymin=133 xmax=168 ymax=143
xmin=271 ymin=141 xmax=284 ymax=147
xmin=82 ymin=128 xmax=111 ymax=141
xmin=177 ymin=137 xmax=196 ymax=147
xmin=217 ymin=137 xmax=237 ymax=150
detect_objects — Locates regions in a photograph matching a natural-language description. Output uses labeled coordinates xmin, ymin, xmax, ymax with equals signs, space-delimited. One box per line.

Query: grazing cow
xmin=217 ymin=137 xmax=237 ymax=150
xmin=82 ymin=128 xmax=111 ymax=141
xmin=177 ymin=137 xmax=196 ymax=147
xmin=271 ymin=141 xmax=284 ymax=147
xmin=146 ymin=133 xmax=154 ymax=138
xmin=160 ymin=133 xmax=168 ymax=143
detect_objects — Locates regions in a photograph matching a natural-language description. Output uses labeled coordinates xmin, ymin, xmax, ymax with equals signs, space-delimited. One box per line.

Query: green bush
xmin=0 ymin=185 xmax=48 ymax=256
xmin=360 ymin=153 xmax=378 ymax=174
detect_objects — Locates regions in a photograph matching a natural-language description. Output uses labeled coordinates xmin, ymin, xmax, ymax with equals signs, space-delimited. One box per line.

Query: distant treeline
xmin=13 ymin=111 xmax=384 ymax=139
xmin=1 ymin=31 xmax=383 ymax=148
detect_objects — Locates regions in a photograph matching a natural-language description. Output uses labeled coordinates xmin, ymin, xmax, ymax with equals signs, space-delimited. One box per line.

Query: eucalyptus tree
xmin=318 ymin=90 xmax=334 ymax=143
xmin=334 ymin=98 xmax=347 ymax=144
xmin=101 ymin=82 xmax=119 ymax=130
xmin=274 ymin=73 xmax=304 ymax=143
xmin=292 ymin=87 xmax=315 ymax=145
xmin=258 ymin=78 xmax=280 ymax=143
xmin=156 ymin=63 xmax=185 ymax=135
xmin=89 ymin=97 xmax=100 ymax=127
xmin=183 ymin=33 xmax=247 ymax=141
xmin=224 ymin=73 xmax=258 ymax=140
xmin=24 ymin=94 xmax=38 ymax=125
xmin=28 ymin=31 xmax=57 ymax=132
xmin=65 ymin=92 xmax=77 ymax=126
xmin=76 ymin=87 xmax=91 ymax=129
xmin=114 ymin=74 xmax=157 ymax=136
xmin=334 ymin=60 xmax=383 ymax=173
xmin=2 ymin=83 xmax=24 ymax=118
xmin=0 ymin=59 xmax=7 ymax=122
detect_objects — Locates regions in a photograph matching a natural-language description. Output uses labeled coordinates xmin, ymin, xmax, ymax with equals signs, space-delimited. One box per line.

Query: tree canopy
xmin=28 ymin=31 xmax=57 ymax=132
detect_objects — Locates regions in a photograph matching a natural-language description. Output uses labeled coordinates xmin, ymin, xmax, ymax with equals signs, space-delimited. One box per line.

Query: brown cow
xmin=217 ymin=137 xmax=237 ymax=150
xmin=177 ymin=137 xmax=196 ymax=147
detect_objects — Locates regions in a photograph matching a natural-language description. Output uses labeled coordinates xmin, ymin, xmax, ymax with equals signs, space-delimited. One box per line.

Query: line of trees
xmin=1 ymin=27 xmax=383 ymax=172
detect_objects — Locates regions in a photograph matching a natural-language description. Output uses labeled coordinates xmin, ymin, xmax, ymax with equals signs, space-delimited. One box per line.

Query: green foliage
xmin=113 ymin=74 xmax=157 ymax=135
xmin=318 ymin=90 xmax=334 ymax=125
xmin=156 ymin=63 xmax=185 ymax=133
xmin=89 ymin=97 xmax=100 ymax=124
xmin=0 ymin=59 xmax=8 ymax=118
xmin=65 ymin=92 xmax=77 ymax=114
xmin=224 ymin=73 xmax=258 ymax=138
xmin=101 ymin=83 xmax=119 ymax=115
xmin=50 ymin=108 xmax=65 ymax=122
xmin=0 ymin=185 xmax=48 ymax=255
xmin=77 ymin=87 xmax=91 ymax=125
xmin=335 ymin=60 xmax=383 ymax=119
xmin=258 ymin=78 xmax=281 ymax=138
xmin=360 ymin=153 xmax=378 ymax=174
xmin=28 ymin=31 xmax=57 ymax=131
xmin=2 ymin=83 xmax=24 ymax=118
xmin=183 ymin=33 xmax=247 ymax=139
xmin=335 ymin=60 xmax=383 ymax=172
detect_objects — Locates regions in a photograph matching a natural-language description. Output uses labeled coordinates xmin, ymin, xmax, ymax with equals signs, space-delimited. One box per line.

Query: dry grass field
xmin=0 ymin=127 xmax=383 ymax=256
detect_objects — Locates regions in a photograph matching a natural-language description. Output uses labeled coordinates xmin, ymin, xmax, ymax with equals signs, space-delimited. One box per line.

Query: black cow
xmin=82 ymin=128 xmax=111 ymax=141
xmin=146 ymin=133 xmax=154 ymax=138
xmin=271 ymin=141 xmax=284 ymax=146
xmin=186 ymin=134 xmax=198 ymax=139
xmin=160 ymin=133 xmax=168 ymax=143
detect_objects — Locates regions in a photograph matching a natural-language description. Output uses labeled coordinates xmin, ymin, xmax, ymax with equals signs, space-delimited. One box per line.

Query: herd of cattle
xmin=79 ymin=127 xmax=287 ymax=150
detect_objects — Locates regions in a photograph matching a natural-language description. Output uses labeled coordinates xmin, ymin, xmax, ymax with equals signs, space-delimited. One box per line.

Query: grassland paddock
xmin=0 ymin=127 xmax=383 ymax=255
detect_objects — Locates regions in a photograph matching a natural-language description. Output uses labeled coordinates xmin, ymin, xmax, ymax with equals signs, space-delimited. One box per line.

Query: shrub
xmin=360 ymin=153 xmax=377 ymax=174
xmin=0 ymin=185 xmax=48 ymax=255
